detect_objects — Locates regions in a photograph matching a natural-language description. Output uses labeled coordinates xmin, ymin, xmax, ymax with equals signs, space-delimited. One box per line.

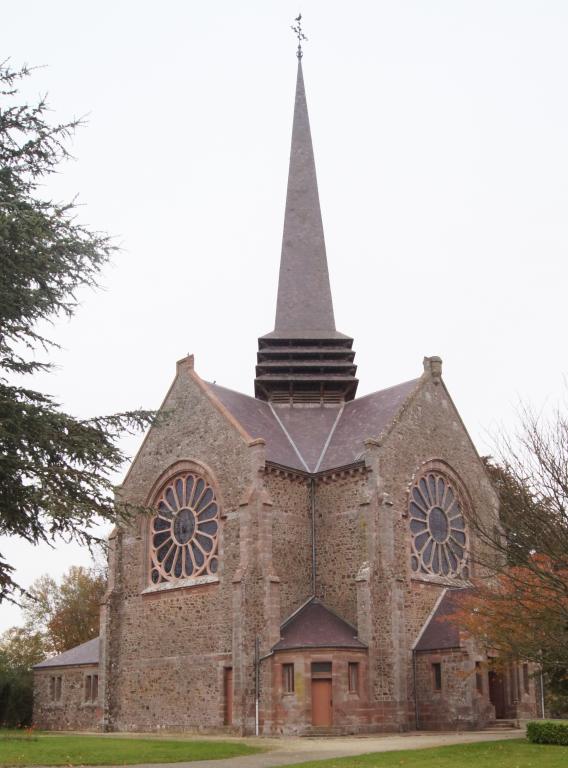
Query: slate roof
xmin=208 ymin=377 xmax=420 ymax=473
xmin=34 ymin=637 xmax=100 ymax=669
xmin=319 ymin=380 xmax=419 ymax=470
xmin=273 ymin=598 xmax=366 ymax=651
xmin=269 ymin=61 xmax=337 ymax=338
xmin=414 ymin=589 xmax=473 ymax=652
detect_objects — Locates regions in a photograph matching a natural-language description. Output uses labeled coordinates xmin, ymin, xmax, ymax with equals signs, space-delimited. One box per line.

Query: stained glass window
xmin=149 ymin=472 xmax=219 ymax=584
xmin=409 ymin=471 xmax=468 ymax=578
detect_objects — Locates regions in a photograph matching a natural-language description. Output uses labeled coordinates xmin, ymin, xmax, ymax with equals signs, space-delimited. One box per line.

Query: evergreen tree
xmin=0 ymin=62 xmax=153 ymax=600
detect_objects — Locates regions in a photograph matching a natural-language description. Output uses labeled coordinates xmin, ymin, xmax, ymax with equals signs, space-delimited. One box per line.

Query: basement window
xmin=282 ymin=663 xmax=295 ymax=694
xmin=432 ymin=662 xmax=442 ymax=691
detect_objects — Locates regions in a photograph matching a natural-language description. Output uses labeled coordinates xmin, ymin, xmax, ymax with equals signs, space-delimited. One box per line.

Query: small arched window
xmin=149 ymin=472 xmax=219 ymax=585
xmin=409 ymin=471 xmax=469 ymax=578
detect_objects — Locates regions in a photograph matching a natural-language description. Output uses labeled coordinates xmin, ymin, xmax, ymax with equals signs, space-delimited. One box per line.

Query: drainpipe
xmin=412 ymin=650 xmax=420 ymax=730
xmin=310 ymin=478 xmax=316 ymax=595
xmin=254 ymin=637 xmax=260 ymax=736
xmin=254 ymin=642 xmax=275 ymax=737
xmin=540 ymin=667 xmax=546 ymax=719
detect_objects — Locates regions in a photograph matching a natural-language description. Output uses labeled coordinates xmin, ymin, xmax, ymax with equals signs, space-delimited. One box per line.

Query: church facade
xmin=34 ymin=57 xmax=539 ymax=734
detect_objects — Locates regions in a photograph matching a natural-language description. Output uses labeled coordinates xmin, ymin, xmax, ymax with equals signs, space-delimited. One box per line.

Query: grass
xmin=276 ymin=739 xmax=567 ymax=768
xmin=0 ymin=730 xmax=262 ymax=766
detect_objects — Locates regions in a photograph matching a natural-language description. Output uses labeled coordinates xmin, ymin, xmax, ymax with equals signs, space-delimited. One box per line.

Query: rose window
xmin=409 ymin=472 xmax=468 ymax=578
xmin=150 ymin=473 xmax=219 ymax=584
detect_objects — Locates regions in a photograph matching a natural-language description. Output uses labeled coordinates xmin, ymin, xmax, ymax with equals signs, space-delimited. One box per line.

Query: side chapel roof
xmin=414 ymin=589 xmax=473 ymax=652
xmin=273 ymin=598 xmax=366 ymax=651
xmin=34 ymin=636 xmax=100 ymax=669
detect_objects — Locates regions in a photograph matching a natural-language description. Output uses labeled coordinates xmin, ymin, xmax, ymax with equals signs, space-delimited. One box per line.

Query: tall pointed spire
xmin=255 ymin=46 xmax=358 ymax=405
xmin=273 ymin=59 xmax=336 ymax=337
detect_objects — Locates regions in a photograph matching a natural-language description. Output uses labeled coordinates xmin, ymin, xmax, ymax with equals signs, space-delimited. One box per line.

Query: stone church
xmin=34 ymin=54 xmax=539 ymax=734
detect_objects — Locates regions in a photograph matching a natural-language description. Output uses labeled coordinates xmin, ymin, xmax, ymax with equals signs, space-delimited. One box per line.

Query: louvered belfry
xmin=255 ymin=61 xmax=358 ymax=405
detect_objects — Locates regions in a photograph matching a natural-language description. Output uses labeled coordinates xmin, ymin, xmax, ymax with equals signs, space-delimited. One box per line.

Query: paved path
xmin=76 ymin=728 xmax=525 ymax=768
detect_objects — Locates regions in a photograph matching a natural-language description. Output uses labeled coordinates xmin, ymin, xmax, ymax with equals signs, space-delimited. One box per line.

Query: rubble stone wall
xmin=34 ymin=665 xmax=100 ymax=731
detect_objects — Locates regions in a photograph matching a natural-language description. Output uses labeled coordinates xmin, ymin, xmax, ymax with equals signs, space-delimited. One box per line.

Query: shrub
xmin=527 ymin=720 xmax=568 ymax=746
xmin=0 ymin=669 xmax=33 ymax=727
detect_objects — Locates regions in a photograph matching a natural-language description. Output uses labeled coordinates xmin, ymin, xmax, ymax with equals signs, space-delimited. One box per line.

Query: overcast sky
xmin=2 ymin=0 xmax=568 ymax=632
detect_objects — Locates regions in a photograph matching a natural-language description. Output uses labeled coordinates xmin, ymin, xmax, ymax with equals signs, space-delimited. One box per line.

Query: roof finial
xmin=291 ymin=13 xmax=308 ymax=59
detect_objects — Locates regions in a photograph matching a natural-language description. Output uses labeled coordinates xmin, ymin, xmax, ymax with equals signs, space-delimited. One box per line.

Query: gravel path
xmin=62 ymin=728 xmax=524 ymax=768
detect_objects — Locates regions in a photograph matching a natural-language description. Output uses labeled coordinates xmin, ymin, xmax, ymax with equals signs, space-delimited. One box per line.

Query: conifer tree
xmin=0 ymin=62 xmax=153 ymax=600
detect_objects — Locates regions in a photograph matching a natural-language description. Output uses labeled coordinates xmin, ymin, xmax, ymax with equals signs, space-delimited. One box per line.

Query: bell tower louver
xmin=255 ymin=59 xmax=358 ymax=405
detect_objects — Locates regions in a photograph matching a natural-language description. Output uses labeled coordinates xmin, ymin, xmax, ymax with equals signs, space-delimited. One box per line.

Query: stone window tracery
xmin=409 ymin=471 xmax=468 ymax=578
xmin=150 ymin=471 xmax=219 ymax=585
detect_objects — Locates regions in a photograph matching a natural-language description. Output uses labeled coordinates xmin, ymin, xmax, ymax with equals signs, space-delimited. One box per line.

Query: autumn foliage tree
xmin=21 ymin=565 xmax=106 ymax=654
xmin=0 ymin=564 xmax=104 ymax=725
xmin=452 ymin=400 xmax=568 ymax=709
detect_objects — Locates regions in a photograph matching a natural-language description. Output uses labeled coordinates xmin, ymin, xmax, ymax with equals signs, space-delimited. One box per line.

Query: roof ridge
xmin=313 ymin=403 xmax=345 ymax=472
xmin=34 ymin=636 xmax=100 ymax=669
xmin=208 ymin=381 xmax=264 ymax=404
xmin=344 ymin=377 xmax=421 ymax=406
xmin=280 ymin=595 xmax=316 ymax=629
xmin=268 ymin=403 xmax=310 ymax=472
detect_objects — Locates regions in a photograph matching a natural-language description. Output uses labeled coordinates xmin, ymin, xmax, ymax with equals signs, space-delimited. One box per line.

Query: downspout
xmin=310 ymin=478 xmax=316 ymax=595
xmin=254 ymin=637 xmax=260 ymax=736
xmin=540 ymin=666 xmax=546 ymax=719
xmin=254 ymin=643 xmax=275 ymax=737
xmin=412 ymin=649 xmax=420 ymax=730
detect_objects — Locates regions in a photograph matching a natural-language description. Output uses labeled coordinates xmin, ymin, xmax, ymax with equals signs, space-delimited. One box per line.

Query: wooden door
xmin=311 ymin=679 xmax=333 ymax=726
xmin=224 ymin=668 xmax=233 ymax=725
xmin=488 ymin=670 xmax=506 ymax=719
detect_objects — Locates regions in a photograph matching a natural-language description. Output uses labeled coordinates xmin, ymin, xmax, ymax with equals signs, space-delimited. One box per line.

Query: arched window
xmin=149 ymin=471 xmax=219 ymax=585
xmin=409 ymin=470 xmax=469 ymax=578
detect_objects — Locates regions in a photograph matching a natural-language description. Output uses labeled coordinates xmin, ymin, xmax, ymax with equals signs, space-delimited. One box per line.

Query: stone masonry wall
xmin=100 ymin=356 xmax=508 ymax=734
xmin=415 ymin=649 xmax=494 ymax=730
xmin=34 ymin=665 xmax=100 ymax=731
xmin=315 ymin=472 xmax=368 ymax=626
xmin=103 ymin=358 xmax=263 ymax=732
xmin=269 ymin=649 xmax=369 ymax=735
xmin=360 ymin=363 xmax=501 ymax=730
xmin=265 ymin=471 xmax=312 ymax=623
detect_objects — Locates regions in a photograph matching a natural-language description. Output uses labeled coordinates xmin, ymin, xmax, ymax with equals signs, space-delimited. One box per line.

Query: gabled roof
xmin=208 ymin=377 xmax=420 ymax=473
xmin=318 ymin=379 xmax=420 ymax=470
xmin=414 ymin=589 xmax=473 ymax=652
xmin=33 ymin=637 xmax=100 ymax=669
xmin=207 ymin=382 xmax=300 ymax=468
xmin=273 ymin=598 xmax=366 ymax=651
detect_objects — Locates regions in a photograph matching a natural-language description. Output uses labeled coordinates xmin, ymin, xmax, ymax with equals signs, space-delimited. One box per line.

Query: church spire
xmin=273 ymin=59 xmax=336 ymax=337
xmin=255 ymin=32 xmax=358 ymax=405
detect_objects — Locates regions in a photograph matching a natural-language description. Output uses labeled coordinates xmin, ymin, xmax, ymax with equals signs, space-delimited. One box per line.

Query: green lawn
xmin=276 ymin=739 xmax=567 ymax=768
xmin=0 ymin=731 xmax=262 ymax=766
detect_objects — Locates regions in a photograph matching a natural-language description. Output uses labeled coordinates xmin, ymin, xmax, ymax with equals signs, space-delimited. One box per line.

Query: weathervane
xmin=291 ymin=13 xmax=308 ymax=59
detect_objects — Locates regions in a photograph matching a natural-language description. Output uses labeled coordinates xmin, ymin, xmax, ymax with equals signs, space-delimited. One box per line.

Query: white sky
xmin=1 ymin=0 xmax=568 ymax=632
